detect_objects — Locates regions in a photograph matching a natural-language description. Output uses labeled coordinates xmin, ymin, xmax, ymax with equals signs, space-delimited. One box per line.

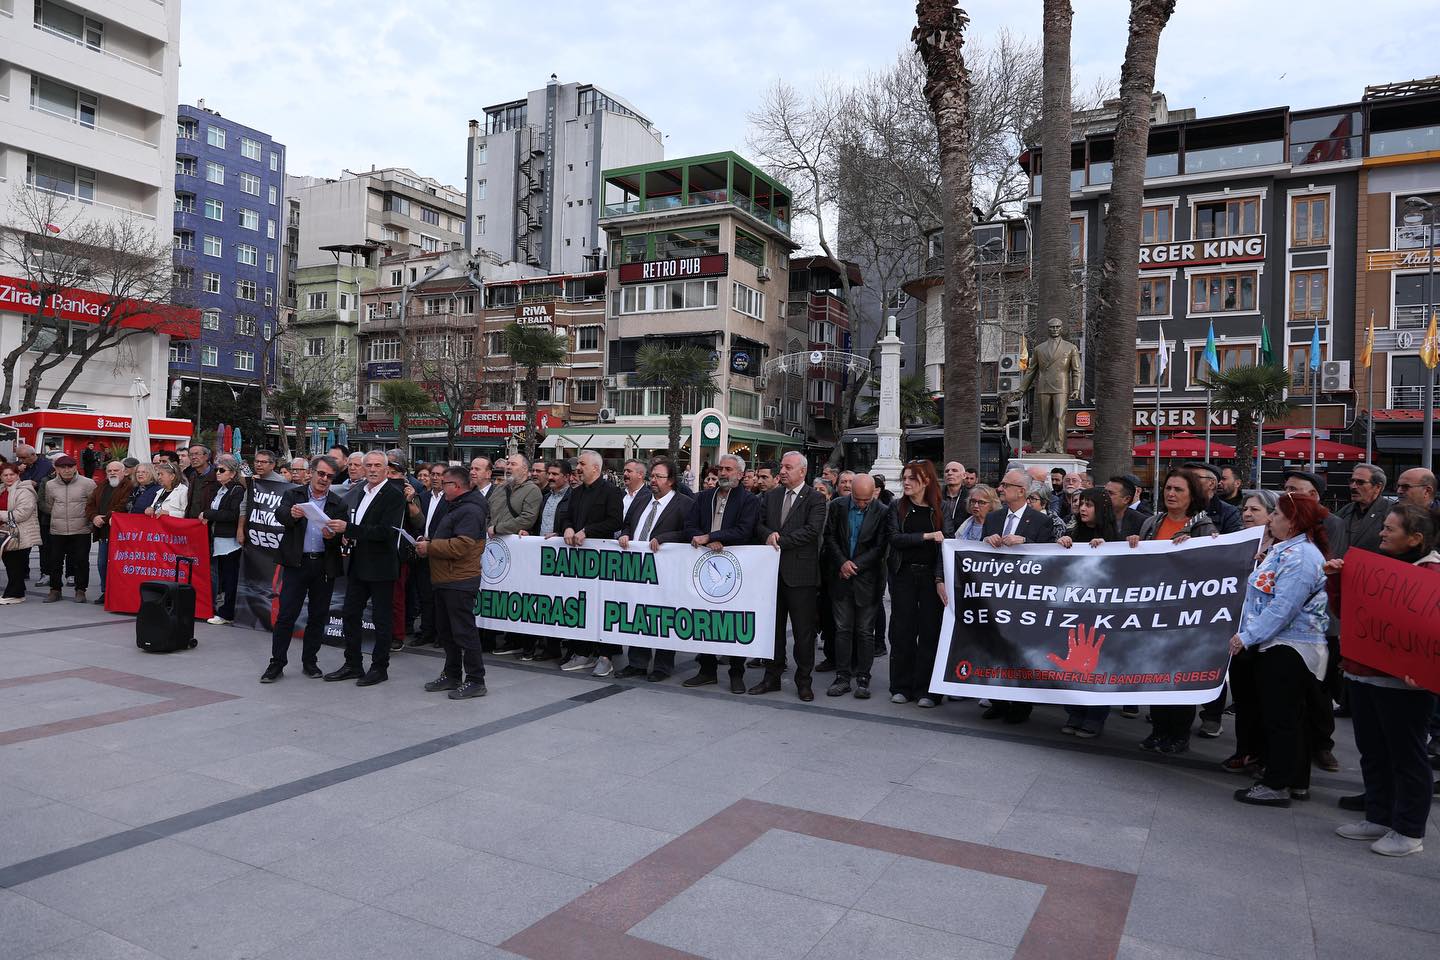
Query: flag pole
xmin=1154 ymin=327 xmax=1165 ymax=505
xmin=1205 ymin=386 xmax=1212 ymax=461
xmin=1309 ymin=323 xmax=1320 ymax=468
xmin=1365 ymin=309 xmax=1375 ymax=460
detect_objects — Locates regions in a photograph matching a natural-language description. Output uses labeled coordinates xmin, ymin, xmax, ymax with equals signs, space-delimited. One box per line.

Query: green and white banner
xmin=474 ymin=536 xmax=777 ymax=658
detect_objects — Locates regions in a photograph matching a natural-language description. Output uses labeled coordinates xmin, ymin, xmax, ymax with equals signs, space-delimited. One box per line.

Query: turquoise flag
xmin=1203 ymin=322 xmax=1220 ymax=375
xmin=1309 ymin=325 xmax=1321 ymax=371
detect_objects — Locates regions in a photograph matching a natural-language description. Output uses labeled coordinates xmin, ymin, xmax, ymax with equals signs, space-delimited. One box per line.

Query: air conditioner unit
xmin=597 ymin=407 xmax=616 ymax=423
xmin=765 ymin=405 xmax=780 ymax=420
xmin=997 ymin=353 xmax=1021 ymax=373
xmin=757 ymin=266 xmax=772 ymax=282
xmin=997 ymin=372 xmax=1023 ymax=394
xmin=603 ymin=376 xmax=618 ymax=389
xmin=1320 ymin=360 xmax=1351 ymax=393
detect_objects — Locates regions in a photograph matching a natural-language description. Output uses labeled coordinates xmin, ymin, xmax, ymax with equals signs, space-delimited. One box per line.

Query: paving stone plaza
xmin=1 ymin=593 xmax=1436 ymax=960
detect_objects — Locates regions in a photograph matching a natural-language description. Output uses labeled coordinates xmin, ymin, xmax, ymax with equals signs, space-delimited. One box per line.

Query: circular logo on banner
xmin=731 ymin=351 xmax=751 ymax=373
xmin=954 ymin=660 xmax=973 ymax=680
xmin=481 ymin=539 xmax=512 ymax=585
xmin=809 ymin=350 xmax=824 ymax=365
xmin=692 ymin=550 xmax=743 ymax=604
xmin=1397 ymin=331 xmax=1416 ymax=350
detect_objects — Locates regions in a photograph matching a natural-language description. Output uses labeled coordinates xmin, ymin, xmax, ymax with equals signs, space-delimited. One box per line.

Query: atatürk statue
xmin=1010 ymin=317 xmax=1081 ymax=454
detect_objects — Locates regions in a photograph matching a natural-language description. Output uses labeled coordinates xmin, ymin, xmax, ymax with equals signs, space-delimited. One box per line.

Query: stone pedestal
xmin=869 ymin=316 xmax=904 ymax=485
xmin=1008 ymin=453 xmax=1090 ymax=480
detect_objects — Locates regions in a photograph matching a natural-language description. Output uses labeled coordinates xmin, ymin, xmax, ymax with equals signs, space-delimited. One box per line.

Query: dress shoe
xmin=682 ymin=671 xmax=717 ymax=688
xmin=616 ymin=665 xmax=649 ymax=679
xmin=1313 ymin=749 xmax=1340 ymax=772
xmin=797 ymin=684 xmax=814 ymax=702
xmin=92 ymin=593 xmax=105 ymax=605
xmin=323 ymin=665 xmax=364 ymax=682
xmin=748 ymin=678 xmax=782 ymax=696
xmin=981 ymin=704 xmax=1005 ymax=720
xmin=646 ymin=671 xmax=669 ymax=683
xmin=1338 ymin=793 xmax=1366 ymax=812
xmin=74 ymin=589 xmax=87 ymax=603
xmin=43 ymin=589 xmax=62 ymax=603
xmin=389 ymin=637 xmax=404 ymax=652
xmin=356 ymin=668 xmax=388 ymax=687
xmin=259 ymin=663 xmax=283 ymax=683
xmin=425 ymin=675 xmax=460 ymax=692
xmin=728 ymin=674 xmax=747 ymax=694
xmin=448 ymin=679 xmax=487 ymax=699
xmin=814 ymin=659 xmax=835 ymax=673
xmin=853 ymin=680 xmax=871 ymax=700
xmin=827 ymin=680 xmax=851 ymax=697
xmin=301 ymin=663 xmax=324 ymax=679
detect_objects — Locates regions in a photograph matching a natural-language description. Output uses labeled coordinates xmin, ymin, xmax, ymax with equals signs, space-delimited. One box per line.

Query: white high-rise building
xmin=0 ymin=0 xmax=183 ymax=433
xmin=466 ymin=77 xmax=663 ymax=274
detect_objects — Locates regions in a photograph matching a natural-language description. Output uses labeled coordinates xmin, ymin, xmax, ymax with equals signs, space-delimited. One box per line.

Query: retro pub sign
xmin=618 ymin=254 xmax=729 ymax=285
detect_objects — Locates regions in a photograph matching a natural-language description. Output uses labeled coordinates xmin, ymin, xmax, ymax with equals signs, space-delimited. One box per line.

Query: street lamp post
xmin=1405 ymin=196 xmax=1435 ymax=471
xmin=977 ymin=237 xmax=1004 ymax=452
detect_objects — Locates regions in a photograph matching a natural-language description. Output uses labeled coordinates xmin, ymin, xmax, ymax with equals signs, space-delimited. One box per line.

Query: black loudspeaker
xmin=135 ymin=557 xmax=198 ymax=653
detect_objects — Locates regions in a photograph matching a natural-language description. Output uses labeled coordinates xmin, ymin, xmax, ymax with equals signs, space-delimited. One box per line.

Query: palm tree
xmin=1210 ymin=364 xmax=1291 ymax=485
xmin=1088 ymin=0 xmax=1177 ymax=483
xmin=634 ymin=344 xmax=716 ymax=468
xmin=1036 ymin=0 xmax=1074 ymax=331
xmin=376 ymin=380 xmax=436 ymax=459
xmin=503 ymin=322 xmax=567 ymax=462
xmin=914 ymin=0 xmax=981 ymax=467
xmin=270 ymin=379 xmax=333 ymax=458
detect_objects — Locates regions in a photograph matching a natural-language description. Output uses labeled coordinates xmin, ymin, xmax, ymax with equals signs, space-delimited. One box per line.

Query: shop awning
xmin=1263 ymin=434 xmax=1369 ymax=461
xmin=540 ymin=433 xmax=629 ymax=451
xmin=1374 ymin=435 xmax=1421 ymax=453
xmin=1133 ymin=431 xmax=1236 ymax=459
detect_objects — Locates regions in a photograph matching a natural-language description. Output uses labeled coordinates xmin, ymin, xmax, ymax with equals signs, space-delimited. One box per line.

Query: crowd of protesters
xmin=1 ymin=440 xmax=1437 ymax=857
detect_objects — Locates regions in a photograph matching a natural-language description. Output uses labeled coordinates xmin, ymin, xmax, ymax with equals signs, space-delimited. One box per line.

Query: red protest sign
xmin=104 ymin=514 xmax=213 ymax=620
xmin=1340 ymin=548 xmax=1440 ymax=693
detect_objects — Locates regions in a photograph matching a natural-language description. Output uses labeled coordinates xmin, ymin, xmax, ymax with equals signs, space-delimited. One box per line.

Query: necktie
xmin=780 ymin=489 xmax=796 ymax=526
xmin=639 ymin=499 xmax=660 ymax=541
xmin=1003 ymin=511 xmax=1019 ymax=538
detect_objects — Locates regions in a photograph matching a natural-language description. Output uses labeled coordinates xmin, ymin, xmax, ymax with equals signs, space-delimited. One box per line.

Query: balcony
xmin=24 ymin=181 xmax=156 ymax=221
xmin=1394 ymin=304 xmax=1435 ymax=329
xmin=1390 ymin=385 xmax=1439 ymax=409
xmin=32 ymin=21 xmax=163 ymax=76
xmin=28 ymin=102 xmax=158 ymax=147
xmin=1394 ymin=224 xmax=1436 ymax=250
xmin=601 ymin=190 xmax=790 ymax=235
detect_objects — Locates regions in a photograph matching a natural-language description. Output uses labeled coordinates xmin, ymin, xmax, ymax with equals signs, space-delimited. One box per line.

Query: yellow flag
xmin=1018 ymin=334 xmax=1029 ymax=371
xmin=1359 ymin=312 xmax=1374 ymax=369
xmin=1423 ymin=311 xmax=1440 ymax=370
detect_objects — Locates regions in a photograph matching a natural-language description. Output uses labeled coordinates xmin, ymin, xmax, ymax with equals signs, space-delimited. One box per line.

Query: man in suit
xmin=616 ymin=459 xmax=694 ymax=681
xmin=979 ymin=468 xmax=1058 ymax=723
xmin=682 ymin=453 xmax=760 ymax=693
xmin=615 ymin=458 xmax=653 ymax=540
xmin=815 ymin=470 xmax=854 ymax=672
xmin=823 ymin=473 xmax=891 ymax=698
xmin=1104 ymin=475 xmax=1147 ymax=539
xmin=325 ymin=450 xmax=406 ymax=686
xmin=261 ymin=456 xmax=348 ymax=682
xmin=403 ymin=462 xmax=450 ymax=649
xmin=753 ymin=451 xmax=827 ymax=700
xmin=554 ymin=450 xmax=624 ymax=675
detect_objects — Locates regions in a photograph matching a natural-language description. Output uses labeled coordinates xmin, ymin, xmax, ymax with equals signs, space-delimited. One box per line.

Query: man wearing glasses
xmin=1395 ymin=468 xmax=1437 ymax=511
xmin=261 ymin=456 xmax=348 ymax=683
xmin=1335 ymin=463 xmax=1394 ymax=556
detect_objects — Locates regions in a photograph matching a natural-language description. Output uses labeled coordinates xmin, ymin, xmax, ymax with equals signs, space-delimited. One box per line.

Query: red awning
xmin=1132 ymin=431 xmax=1236 ymax=459
xmin=1261 ymin=433 xmax=1369 ymax=461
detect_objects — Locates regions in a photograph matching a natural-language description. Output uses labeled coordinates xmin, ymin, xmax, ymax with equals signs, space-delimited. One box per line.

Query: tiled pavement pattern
xmin=1 ymin=586 xmax=1438 ymax=959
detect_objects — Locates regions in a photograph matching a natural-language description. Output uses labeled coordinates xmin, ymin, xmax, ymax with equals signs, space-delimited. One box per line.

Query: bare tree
xmin=1090 ymin=0 xmax=1177 ymax=482
xmin=1035 ymin=1 xmax=1074 ymax=331
xmin=408 ymin=310 xmax=489 ymax=462
xmin=914 ymin=0 xmax=981 ymax=467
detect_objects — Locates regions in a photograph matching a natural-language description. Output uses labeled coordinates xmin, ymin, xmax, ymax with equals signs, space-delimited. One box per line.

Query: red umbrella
xmin=1261 ymin=433 xmax=1369 ymax=462
xmin=1132 ymin=431 xmax=1236 ymax=459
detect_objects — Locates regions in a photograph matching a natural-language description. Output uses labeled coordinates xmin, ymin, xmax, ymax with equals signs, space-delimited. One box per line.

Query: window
xmin=173 ymin=231 xmax=194 ymax=251
xmin=30 ymin=76 xmax=97 ymax=127
xmin=201 ymin=346 xmax=218 ymax=367
xmin=1190 ymin=270 xmax=1258 ymax=313
xmin=1290 ymin=270 xmax=1328 ymax=320
xmin=175 ymin=193 xmax=195 ymax=213
xmin=235 ymin=279 xmax=257 ymax=301
xmin=306 ymin=292 xmax=329 ymax=310
xmin=35 ymin=1 xmax=104 ymax=47
xmin=419 ymin=234 xmax=441 ymax=253
xmin=265 ymin=254 xmax=275 ymax=273
xmin=336 ymin=337 xmax=348 ymax=356
xmin=619 ymin=280 xmax=719 ymax=314
xmin=176 ymin=156 xmax=196 ymax=176
xmin=389 ymin=270 xmax=403 ymax=286
xmin=367 ymin=337 xmax=401 ymax=362
xmin=203 ymin=272 xmax=221 ymax=295
xmin=178 ymin=117 xmax=198 ymax=139
xmin=1135 ymin=345 xmax=1172 ymax=388
xmin=734 ymin=229 xmax=765 ymax=268
xmin=1141 ymin=206 xmax=1173 ymax=244
xmin=486 ymin=332 xmax=508 ymax=356
xmin=810 ymin=319 xmax=836 ymax=345
xmin=732 ymin=282 xmax=765 ymax=320
xmin=173 ymin=266 xmax=194 ymax=290
xmin=1288 ymin=339 xmax=1328 ymax=391
xmin=203 ymin=235 xmax=222 ymax=257
xmin=238 ymin=208 xmax=259 ymax=231
xmin=239 ymin=137 xmax=261 ymax=161
xmin=268 ymin=185 xmax=278 ymax=205
xmin=266 ymin=219 xmax=277 ymax=239
xmin=807 ymin=379 xmax=838 ymax=404
xmin=1070 ymin=217 xmax=1085 ymax=261
xmin=1189 ymin=343 xmax=1257 ymax=385
xmin=1292 ymin=195 xmax=1329 ymax=247
xmin=475 ymin=179 xmax=487 ymax=200
xmin=235 ymin=314 xmax=256 ymax=337
xmin=573 ymin=379 xmax=598 ymax=404
xmin=204 ymin=198 xmax=223 ymax=221
xmin=1194 ymin=197 xmax=1260 ymax=239
xmin=206 ymin=126 xmax=226 ymax=149
xmin=236 ymin=243 xmax=258 ymax=266
xmin=419 ymin=206 xmax=441 ymax=226
xmin=884 ymin=290 xmax=909 ymax=310
xmin=422 ymin=297 xmax=449 ymax=316
xmin=201 ymin=309 xmax=221 ymax=330
xmin=234 ymin=350 xmax=255 ymax=372
xmin=269 ymin=152 xmax=280 ymax=172
xmin=239 ymin=172 xmax=260 ymax=196
xmin=264 ymin=288 xmax=273 ymax=306
xmin=337 ymin=292 xmax=351 ymax=312
xmin=169 ymin=342 xmax=191 ymax=364
xmin=457 ymin=294 xmax=475 ymax=315
xmin=205 ymin=161 xmax=224 ymax=185
xmin=26 ymin=154 xmax=94 ymax=201
xmin=488 ymin=382 xmax=510 ymax=405
xmin=304 ymin=337 xmax=326 ymax=357
xmin=477 ymin=143 xmax=488 ymax=165
xmin=575 ymin=326 xmax=601 ymax=351
xmin=728 ymin=390 xmax=760 ymax=420
xmin=657 ymin=225 xmax=720 ymax=259
xmin=475 ymin=214 xmax=486 ymax=235
xmin=1138 ymin=276 xmax=1171 ymax=316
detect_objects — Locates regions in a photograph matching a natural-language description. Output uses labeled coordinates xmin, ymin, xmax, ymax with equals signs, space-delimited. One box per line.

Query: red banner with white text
xmin=104 ymin=513 xmax=213 ymax=619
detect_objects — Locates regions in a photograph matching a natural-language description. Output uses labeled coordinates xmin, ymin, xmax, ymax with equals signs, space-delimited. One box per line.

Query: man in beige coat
xmin=42 ymin=455 xmax=96 ymax=602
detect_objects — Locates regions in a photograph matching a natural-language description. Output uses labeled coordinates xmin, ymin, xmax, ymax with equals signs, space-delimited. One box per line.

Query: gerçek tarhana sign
xmin=474 ymin=535 xmax=777 ymax=658
xmin=929 ymin=529 xmax=1261 ymax=705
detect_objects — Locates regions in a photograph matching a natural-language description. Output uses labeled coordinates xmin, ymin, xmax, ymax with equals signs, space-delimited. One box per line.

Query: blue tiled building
xmin=171 ymin=101 xmax=285 ymax=397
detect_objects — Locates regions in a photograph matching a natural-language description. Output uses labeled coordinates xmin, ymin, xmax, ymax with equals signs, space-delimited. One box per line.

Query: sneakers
xmin=916 ymin=696 xmax=937 ymax=709
xmin=1197 ymin=719 xmax=1223 ymax=738
xmin=1061 ymin=724 xmax=1079 ymax=736
xmin=259 ymin=663 xmax=283 ymax=683
xmin=561 ymin=655 xmax=597 ymax=672
xmin=1159 ymin=737 xmax=1190 ymax=755
xmin=1336 ymin=820 xmax=1389 ymax=841
xmin=889 ymin=693 xmax=909 ymax=704
xmin=1075 ymin=728 xmax=1100 ymax=739
xmin=826 ymin=680 xmax=851 ymax=697
xmin=424 ymin=675 xmax=461 ymax=693
xmin=492 ymin=643 xmax=521 ymax=657
xmin=1371 ymin=830 xmax=1424 ymax=857
xmin=853 ymin=680 xmax=871 ymax=700
xmin=1235 ymin=784 xmax=1291 ymax=807
xmin=1140 ymin=734 xmax=1163 ymax=751
xmin=206 ymin=616 xmax=231 ymax=625
xmin=0 ymin=596 xmax=24 ymax=605
xmin=592 ymin=656 xmax=614 ymax=678
xmin=448 ymin=679 xmax=488 ymax=700
xmin=1120 ymin=706 xmax=1140 ymax=719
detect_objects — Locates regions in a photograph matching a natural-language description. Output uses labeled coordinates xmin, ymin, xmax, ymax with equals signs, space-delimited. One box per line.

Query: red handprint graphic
xmin=1046 ymin=624 xmax=1106 ymax=675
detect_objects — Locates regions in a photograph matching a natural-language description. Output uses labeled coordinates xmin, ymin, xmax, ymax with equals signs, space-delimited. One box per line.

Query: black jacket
xmin=1334 ymin=495 xmax=1394 ymax=555
xmin=980 ymin=504 xmax=1058 ymax=543
xmin=1206 ymin=495 xmax=1243 ymax=534
xmin=183 ymin=465 xmax=220 ymax=521
xmin=617 ymin=485 xmax=653 ymax=539
xmin=757 ymin=484 xmax=828 ymax=588
xmin=626 ymin=491 xmax=693 ymax=543
xmin=344 ymin=480 xmax=407 ymax=582
xmin=824 ymin=496 xmax=892 ymax=600
xmin=273 ymin=484 xmax=347 ymax=577
xmin=200 ymin=481 xmax=246 ymax=540
xmin=555 ymin=477 xmax=623 ymax=539
xmin=685 ymin=486 xmax=760 ymax=546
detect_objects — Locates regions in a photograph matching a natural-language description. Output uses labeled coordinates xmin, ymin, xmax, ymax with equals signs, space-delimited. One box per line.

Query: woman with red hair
xmin=887 ymin=459 xmax=948 ymax=707
xmin=1230 ymin=493 xmax=1331 ymax=807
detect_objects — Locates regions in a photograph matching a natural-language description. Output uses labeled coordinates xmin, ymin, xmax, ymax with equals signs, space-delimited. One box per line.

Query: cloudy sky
xmin=180 ymin=0 xmax=1437 ymax=194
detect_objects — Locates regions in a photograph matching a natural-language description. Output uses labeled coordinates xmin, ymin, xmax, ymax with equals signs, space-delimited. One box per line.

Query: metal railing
xmin=33 ymin=22 xmax=163 ymax=76
xmin=1390 ymin=385 xmax=1438 ymax=409
xmin=1395 ymin=304 xmax=1435 ymax=329
xmin=1395 ymin=223 xmax=1437 ymax=250
xmin=601 ymin=190 xmax=790 ymax=234
xmin=29 ymin=102 xmax=159 ymax=147
xmin=25 ymin=181 xmax=157 ymax=221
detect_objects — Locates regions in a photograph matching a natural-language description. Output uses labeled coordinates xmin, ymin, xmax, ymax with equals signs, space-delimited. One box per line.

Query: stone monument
xmin=869 ymin=315 xmax=904 ymax=485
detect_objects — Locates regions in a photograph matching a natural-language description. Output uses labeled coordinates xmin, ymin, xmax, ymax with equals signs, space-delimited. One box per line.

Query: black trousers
xmin=37 ymin=515 xmax=53 ymax=580
xmin=435 ymin=587 xmax=486 ymax=681
xmin=50 ymin=533 xmax=90 ymax=590
xmin=3 ymin=547 xmax=31 ymax=598
xmin=410 ymin=558 xmax=433 ymax=638
xmin=831 ymin=583 xmax=876 ymax=683
xmin=626 ymin=646 xmax=675 ymax=674
xmin=764 ymin=579 xmax=818 ymax=687
xmin=871 ymin=577 xmax=888 ymax=654
xmin=1304 ymin=637 xmax=1339 ymax=751
xmin=214 ymin=550 xmax=240 ymax=620
xmin=1351 ymin=679 xmax=1436 ymax=839
xmin=269 ymin=557 xmax=334 ymax=668
xmin=889 ymin=567 xmax=942 ymax=699
xmin=1150 ymin=704 xmax=1196 ymax=741
xmin=342 ymin=577 xmax=394 ymax=670
xmin=1199 ymin=683 xmax=1228 ymax=723
xmin=1256 ymin=644 xmax=1315 ymax=791
xmin=1228 ymin=650 xmax=1264 ymax=761
xmin=817 ymin=577 xmax=835 ymax=662
xmin=695 ymin=653 xmax=746 ymax=677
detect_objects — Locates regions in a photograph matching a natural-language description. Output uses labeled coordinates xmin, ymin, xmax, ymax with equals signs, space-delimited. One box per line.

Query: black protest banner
xmin=929 ymin=529 xmax=1262 ymax=705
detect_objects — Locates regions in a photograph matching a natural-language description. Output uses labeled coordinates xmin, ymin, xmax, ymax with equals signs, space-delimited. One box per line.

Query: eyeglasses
xmin=998 ymin=481 xmax=1026 ymax=490
xmin=1396 ymin=483 xmax=1430 ymax=492
xmin=1348 ymin=478 xmax=1375 ymax=486
xmin=313 ymin=471 xmax=335 ymax=480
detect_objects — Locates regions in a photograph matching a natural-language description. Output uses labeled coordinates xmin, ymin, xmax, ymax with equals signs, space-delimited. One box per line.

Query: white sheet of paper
xmin=395 ymin=526 xmax=417 ymax=546
xmin=299 ymin=500 xmax=330 ymax=525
